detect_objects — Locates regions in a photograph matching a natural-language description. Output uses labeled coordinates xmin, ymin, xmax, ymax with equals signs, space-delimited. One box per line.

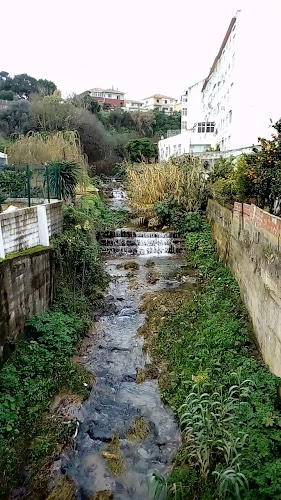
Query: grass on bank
xmin=144 ymin=217 xmax=281 ymax=499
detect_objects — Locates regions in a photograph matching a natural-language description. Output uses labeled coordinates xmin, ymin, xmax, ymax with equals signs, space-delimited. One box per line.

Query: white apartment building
xmin=159 ymin=4 xmax=281 ymax=160
xmin=142 ymin=94 xmax=177 ymax=114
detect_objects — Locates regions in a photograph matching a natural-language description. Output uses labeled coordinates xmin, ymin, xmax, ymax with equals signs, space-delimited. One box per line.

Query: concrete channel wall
xmin=207 ymin=199 xmax=281 ymax=376
xmin=0 ymin=201 xmax=63 ymax=257
xmin=0 ymin=248 xmax=53 ymax=362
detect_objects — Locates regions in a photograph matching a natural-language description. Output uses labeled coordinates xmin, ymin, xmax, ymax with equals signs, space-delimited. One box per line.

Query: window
xmin=178 ymin=144 xmax=181 ymax=155
xmin=165 ymin=147 xmax=169 ymax=156
xmin=206 ymin=122 xmax=215 ymax=133
xmin=229 ymin=110 xmax=232 ymax=123
xmin=182 ymin=109 xmax=187 ymax=116
xmin=164 ymin=100 xmax=167 ymax=104
xmin=182 ymin=97 xmax=187 ymax=102
xmin=156 ymin=99 xmax=160 ymax=103
xmin=117 ymin=95 xmax=120 ymax=99
xmin=198 ymin=122 xmax=215 ymax=133
xmin=107 ymin=93 xmax=111 ymax=98
xmin=198 ymin=122 xmax=205 ymax=133
xmin=173 ymin=145 xmax=177 ymax=155
xmin=170 ymin=107 xmax=172 ymax=111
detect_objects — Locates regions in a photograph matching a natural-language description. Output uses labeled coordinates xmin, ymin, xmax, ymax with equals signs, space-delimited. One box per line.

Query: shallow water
xmin=60 ymin=255 xmax=193 ymax=499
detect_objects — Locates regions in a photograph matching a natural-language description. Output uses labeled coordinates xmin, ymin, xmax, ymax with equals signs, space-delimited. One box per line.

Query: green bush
xmin=126 ymin=137 xmax=158 ymax=162
xmin=0 ymin=167 xmax=26 ymax=198
xmin=0 ymin=310 xmax=90 ymax=496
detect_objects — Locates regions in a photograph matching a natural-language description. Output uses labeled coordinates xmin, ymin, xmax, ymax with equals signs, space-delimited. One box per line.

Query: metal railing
xmin=0 ymin=164 xmax=62 ymax=207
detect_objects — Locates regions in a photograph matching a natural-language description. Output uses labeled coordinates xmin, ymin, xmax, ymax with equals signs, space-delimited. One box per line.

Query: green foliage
xmin=48 ymin=160 xmax=79 ymax=201
xmin=126 ymin=137 xmax=158 ymax=162
xmin=0 ymin=99 xmax=31 ymax=135
xmin=0 ymin=166 xmax=26 ymax=198
xmin=154 ymin=200 xmax=202 ymax=234
xmin=151 ymin=217 xmax=281 ymax=499
xmin=208 ymin=120 xmax=281 ymax=210
xmin=0 ymin=90 xmax=14 ymax=101
xmin=0 ymin=310 xmax=89 ymax=496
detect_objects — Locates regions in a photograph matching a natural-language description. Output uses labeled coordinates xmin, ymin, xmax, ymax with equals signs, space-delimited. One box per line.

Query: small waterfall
xmin=100 ymin=228 xmax=186 ymax=256
xmin=112 ymin=188 xmax=127 ymax=200
xmin=110 ymin=188 xmax=129 ymax=211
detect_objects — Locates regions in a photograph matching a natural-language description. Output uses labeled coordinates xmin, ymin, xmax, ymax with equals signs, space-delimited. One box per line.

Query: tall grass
xmin=8 ymin=131 xmax=89 ymax=188
xmin=126 ymin=158 xmax=206 ymax=218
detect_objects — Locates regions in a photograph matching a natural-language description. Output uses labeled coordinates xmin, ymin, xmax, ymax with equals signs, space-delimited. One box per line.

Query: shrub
xmin=126 ymin=137 xmax=158 ymax=162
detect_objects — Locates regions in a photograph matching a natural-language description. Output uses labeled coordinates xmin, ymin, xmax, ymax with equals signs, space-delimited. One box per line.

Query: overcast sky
xmin=0 ymin=0 xmax=270 ymax=100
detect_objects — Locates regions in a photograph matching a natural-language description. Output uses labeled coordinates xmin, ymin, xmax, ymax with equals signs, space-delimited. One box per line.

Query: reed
xmin=8 ymin=131 xmax=89 ymax=188
xmin=126 ymin=157 xmax=206 ymax=218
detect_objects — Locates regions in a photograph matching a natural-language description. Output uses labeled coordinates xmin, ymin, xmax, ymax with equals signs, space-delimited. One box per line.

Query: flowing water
xmin=57 ymin=189 xmax=190 ymax=499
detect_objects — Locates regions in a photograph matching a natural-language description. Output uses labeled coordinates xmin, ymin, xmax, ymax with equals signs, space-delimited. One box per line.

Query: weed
xmin=126 ymin=416 xmax=149 ymax=441
xmin=101 ymin=433 xmax=125 ymax=476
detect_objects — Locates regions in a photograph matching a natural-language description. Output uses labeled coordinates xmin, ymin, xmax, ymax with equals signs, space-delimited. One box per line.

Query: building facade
xmin=159 ymin=5 xmax=281 ymax=161
xmin=124 ymin=100 xmax=144 ymax=112
xmin=142 ymin=94 xmax=177 ymax=114
xmin=87 ymin=87 xmax=125 ymax=108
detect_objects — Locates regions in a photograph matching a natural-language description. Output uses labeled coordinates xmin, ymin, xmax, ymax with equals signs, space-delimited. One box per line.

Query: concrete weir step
xmin=99 ymin=228 xmax=186 ymax=256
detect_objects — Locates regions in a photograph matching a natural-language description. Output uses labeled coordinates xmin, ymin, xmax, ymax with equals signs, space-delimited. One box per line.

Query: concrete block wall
xmin=0 ymin=201 xmax=63 ymax=257
xmin=46 ymin=202 xmax=63 ymax=237
xmin=0 ymin=248 xmax=53 ymax=362
xmin=207 ymin=199 xmax=281 ymax=377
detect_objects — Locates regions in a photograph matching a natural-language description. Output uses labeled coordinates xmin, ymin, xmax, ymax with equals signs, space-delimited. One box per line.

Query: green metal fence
xmin=0 ymin=165 xmax=62 ymax=207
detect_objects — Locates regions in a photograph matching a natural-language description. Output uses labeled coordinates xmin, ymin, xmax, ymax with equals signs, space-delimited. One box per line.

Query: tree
xmin=0 ymin=100 xmax=31 ymax=135
xmin=71 ymin=93 xmax=101 ymax=114
xmin=0 ymin=90 xmax=14 ymax=101
xmin=0 ymin=71 xmax=12 ymax=91
xmin=70 ymin=107 xmax=112 ymax=165
xmin=152 ymin=110 xmax=181 ymax=138
xmin=30 ymin=92 xmax=73 ymax=131
xmin=37 ymin=78 xmax=57 ymax=96
xmin=126 ymin=137 xmax=158 ymax=162
xmin=10 ymin=73 xmax=38 ymax=98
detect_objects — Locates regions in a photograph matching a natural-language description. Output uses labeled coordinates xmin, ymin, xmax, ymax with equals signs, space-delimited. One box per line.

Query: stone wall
xmin=0 ymin=248 xmax=53 ymax=362
xmin=207 ymin=199 xmax=281 ymax=376
xmin=0 ymin=201 xmax=63 ymax=257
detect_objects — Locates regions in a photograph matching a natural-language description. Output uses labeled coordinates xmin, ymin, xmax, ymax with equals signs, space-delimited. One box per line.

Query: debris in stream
xmin=136 ymin=364 xmax=159 ymax=383
xmin=144 ymin=259 xmax=155 ymax=268
xmin=46 ymin=476 xmax=76 ymax=500
xmin=101 ymin=433 xmax=125 ymax=476
xmin=124 ymin=261 xmax=139 ymax=270
xmin=145 ymin=271 xmax=159 ymax=284
xmin=125 ymin=417 xmax=150 ymax=442
xmin=90 ymin=491 xmax=113 ymax=500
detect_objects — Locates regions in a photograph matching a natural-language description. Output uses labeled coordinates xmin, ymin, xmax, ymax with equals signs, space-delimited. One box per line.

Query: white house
xmin=124 ymin=100 xmax=144 ymax=112
xmin=142 ymin=94 xmax=177 ymax=114
xmin=159 ymin=4 xmax=281 ymax=161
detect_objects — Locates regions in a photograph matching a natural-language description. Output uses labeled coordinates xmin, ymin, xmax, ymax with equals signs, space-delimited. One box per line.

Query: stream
xmin=58 ymin=189 xmax=189 ymax=499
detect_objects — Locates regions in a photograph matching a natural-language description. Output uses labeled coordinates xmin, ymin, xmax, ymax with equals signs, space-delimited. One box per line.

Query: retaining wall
xmin=207 ymin=199 xmax=281 ymax=376
xmin=0 ymin=248 xmax=53 ymax=362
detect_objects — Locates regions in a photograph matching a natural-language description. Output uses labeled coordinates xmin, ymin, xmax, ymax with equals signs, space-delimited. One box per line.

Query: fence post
xmin=26 ymin=164 xmax=31 ymax=207
xmin=37 ymin=205 xmax=49 ymax=247
xmin=0 ymin=220 xmax=5 ymax=259
xmin=46 ymin=165 xmax=50 ymax=203
xmin=58 ymin=166 xmax=62 ymax=200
